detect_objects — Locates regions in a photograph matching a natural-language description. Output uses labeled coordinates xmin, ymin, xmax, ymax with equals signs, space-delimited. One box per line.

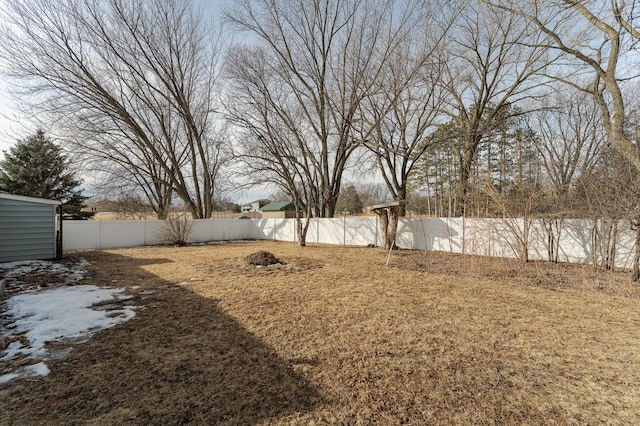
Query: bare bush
xmin=164 ymin=214 xmax=193 ymax=246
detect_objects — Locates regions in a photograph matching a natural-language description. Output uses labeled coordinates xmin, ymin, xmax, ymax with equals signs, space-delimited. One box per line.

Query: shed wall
xmin=0 ymin=198 xmax=57 ymax=262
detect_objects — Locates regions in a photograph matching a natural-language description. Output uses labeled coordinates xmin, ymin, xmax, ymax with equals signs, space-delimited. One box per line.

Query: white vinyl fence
xmin=63 ymin=217 xmax=638 ymax=268
xmin=63 ymin=219 xmax=253 ymax=251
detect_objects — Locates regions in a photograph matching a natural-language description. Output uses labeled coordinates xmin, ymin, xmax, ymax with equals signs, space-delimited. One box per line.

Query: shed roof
xmin=0 ymin=192 xmax=61 ymax=205
xmin=260 ymin=201 xmax=295 ymax=212
xmin=367 ymin=201 xmax=402 ymax=211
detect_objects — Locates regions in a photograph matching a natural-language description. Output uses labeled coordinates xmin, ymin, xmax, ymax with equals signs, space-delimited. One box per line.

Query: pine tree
xmin=0 ymin=129 xmax=92 ymax=219
xmin=336 ymin=185 xmax=363 ymax=215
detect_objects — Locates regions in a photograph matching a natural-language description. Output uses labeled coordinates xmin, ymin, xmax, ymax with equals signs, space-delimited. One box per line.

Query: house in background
xmin=0 ymin=192 xmax=62 ymax=262
xmin=260 ymin=201 xmax=297 ymax=219
xmin=82 ymin=201 xmax=116 ymax=216
xmin=241 ymin=199 xmax=270 ymax=213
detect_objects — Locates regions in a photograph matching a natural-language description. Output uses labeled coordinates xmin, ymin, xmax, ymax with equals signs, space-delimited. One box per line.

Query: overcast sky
xmin=0 ymin=80 xmax=26 ymax=154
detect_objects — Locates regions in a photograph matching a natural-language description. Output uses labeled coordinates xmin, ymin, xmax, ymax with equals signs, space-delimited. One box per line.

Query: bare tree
xmin=489 ymin=0 xmax=640 ymax=173
xmin=225 ymin=43 xmax=318 ymax=245
xmin=0 ymin=0 xmax=230 ymax=218
xmin=483 ymin=181 xmax=540 ymax=262
xmin=526 ymin=89 xmax=608 ymax=260
xmin=109 ymin=193 xmax=153 ymax=220
xmin=225 ymin=0 xmax=416 ymax=218
xmin=439 ymin=3 xmax=555 ymax=216
xmin=534 ymin=90 xmax=608 ymax=198
xmin=576 ymin=147 xmax=640 ymax=275
xmin=355 ymin=182 xmax=392 ymax=209
xmin=82 ymin=148 xmax=173 ymax=220
xmin=356 ymin=2 xmax=453 ymax=216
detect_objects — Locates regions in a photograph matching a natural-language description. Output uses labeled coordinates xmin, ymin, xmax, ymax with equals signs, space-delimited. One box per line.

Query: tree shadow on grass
xmin=0 ymin=251 xmax=321 ymax=425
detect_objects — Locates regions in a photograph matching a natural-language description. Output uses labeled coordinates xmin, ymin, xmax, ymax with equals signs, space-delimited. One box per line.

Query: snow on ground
xmin=0 ymin=259 xmax=139 ymax=385
xmin=0 ymin=258 xmax=89 ymax=280
xmin=0 ymin=362 xmax=49 ymax=384
xmin=1 ymin=285 xmax=137 ymax=361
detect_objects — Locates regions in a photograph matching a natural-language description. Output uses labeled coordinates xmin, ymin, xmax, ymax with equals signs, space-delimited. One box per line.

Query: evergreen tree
xmin=336 ymin=185 xmax=364 ymax=215
xmin=0 ymin=129 xmax=92 ymax=219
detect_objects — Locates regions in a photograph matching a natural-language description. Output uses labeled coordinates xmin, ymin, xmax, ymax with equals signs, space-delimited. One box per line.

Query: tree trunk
xmin=397 ymin=186 xmax=407 ymax=217
xmin=378 ymin=209 xmax=389 ymax=249
xmin=456 ymin=165 xmax=470 ymax=217
xmin=156 ymin=208 xmax=168 ymax=221
xmin=632 ymin=222 xmax=640 ymax=283
xmin=455 ymin=134 xmax=482 ymax=217
xmin=387 ymin=207 xmax=399 ymax=249
xmin=324 ymin=189 xmax=338 ymax=218
xmin=295 ymin=202 xmax=313 ymax=247
xmin=296 ymin=217 xmax=306 ymax=247
xmin=520 ymin=218 xmax=530 ymax=263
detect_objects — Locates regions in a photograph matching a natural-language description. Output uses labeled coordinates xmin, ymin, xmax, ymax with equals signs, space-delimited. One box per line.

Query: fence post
xmin=462 ymin=215 xmax=466 ymax=255
xmin=343 ymin=214 xmax=346 ymax=246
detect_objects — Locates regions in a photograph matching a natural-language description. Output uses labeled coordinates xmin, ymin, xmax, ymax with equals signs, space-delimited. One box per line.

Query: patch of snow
xmin=0 ymin=362 xmax=50 ymax=384
xmin=114 ymin=294 xmax=133 ymax=301
xmin=0 ymin=373 xmax=19 ymax=384
xmin=255 ymin=262 xmax=284 ymax=269
xmin=0 ymin=260 xmax=50 ymax=277
xmin=0 ymin=258 xmax=91 ymax=294
xmin=0 ymin=258 xmax=142 ymax=385
xmin=25 ymin=362 xmax=50 ymax=377
xmin=1 ymin=285 xmax=138 ymax=362
xmin=0 ymin=259 xmax=49 ymax=271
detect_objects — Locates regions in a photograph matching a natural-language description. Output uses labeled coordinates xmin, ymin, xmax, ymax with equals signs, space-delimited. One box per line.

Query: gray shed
xmin=0 ymin=193 xmax=62 ymax=262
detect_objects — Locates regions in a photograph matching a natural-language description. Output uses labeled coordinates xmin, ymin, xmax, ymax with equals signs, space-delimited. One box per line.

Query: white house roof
xmin=0 ymin=192 xmax=62 ymax=205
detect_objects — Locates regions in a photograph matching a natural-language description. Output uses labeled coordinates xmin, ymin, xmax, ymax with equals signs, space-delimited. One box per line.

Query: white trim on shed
xmin=0 ymin=192 xmax=62 ymax=205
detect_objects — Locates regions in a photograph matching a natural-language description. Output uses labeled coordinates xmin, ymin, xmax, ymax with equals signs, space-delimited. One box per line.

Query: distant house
xmin=82 ymin=201 xmax=116 ymax=215
xmin=259 ymin=201 xmax=297 ymax=219
xmin=241 ymin=199 xmax=270 ymax=213
xmin=0 ymin=193 xmax=62 ymax=262
xmin=82 ymin=200 xmax=156 ymax=220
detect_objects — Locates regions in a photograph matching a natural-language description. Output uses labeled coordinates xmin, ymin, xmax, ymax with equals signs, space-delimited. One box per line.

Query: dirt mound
xmin=246 ymin=251 xmax=282 ymax=266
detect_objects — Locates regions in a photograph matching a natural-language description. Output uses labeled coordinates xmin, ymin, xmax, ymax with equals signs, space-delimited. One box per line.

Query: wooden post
xmin=368 ymin=201 xmax=403 ymax=250
xmin=56 ymin=204 xmax=63 ymax=259
xmin=379 ymin=209 xmax=389 ymax=249
xmin=387 ymin=206 xmax=398 ymax=250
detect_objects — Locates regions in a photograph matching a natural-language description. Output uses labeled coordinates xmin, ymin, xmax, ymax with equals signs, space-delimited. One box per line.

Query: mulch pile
xmin=246 ymin=251 xmax=282 ymax=266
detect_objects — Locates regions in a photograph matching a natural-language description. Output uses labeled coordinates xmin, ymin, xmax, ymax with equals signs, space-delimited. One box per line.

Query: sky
xmin=0 ymin=80 xmax=25 ymax=155
xmin=0 ymin=259 xmax=139 ymax=384
xmin=0 ymin=0 xmax=376 ymax=204
xmin=0 ymin=0 xmax=237 ymax=157
xmin=0 ymin=0 xmax=275 ymax=204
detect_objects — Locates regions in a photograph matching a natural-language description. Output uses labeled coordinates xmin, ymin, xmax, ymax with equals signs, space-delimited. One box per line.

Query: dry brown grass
xmin=2 ymin=241 xmax=640 ymax=425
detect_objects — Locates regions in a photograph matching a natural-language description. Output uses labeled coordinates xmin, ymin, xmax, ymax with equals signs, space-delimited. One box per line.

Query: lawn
xmin=2 ymin=241 xmax=640 ymax=425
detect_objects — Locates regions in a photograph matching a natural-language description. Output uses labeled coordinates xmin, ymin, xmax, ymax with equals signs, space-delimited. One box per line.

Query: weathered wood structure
xmin=369 ymin=201 xmax=403 ymax=249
